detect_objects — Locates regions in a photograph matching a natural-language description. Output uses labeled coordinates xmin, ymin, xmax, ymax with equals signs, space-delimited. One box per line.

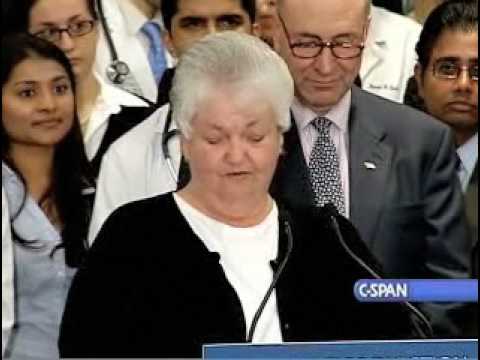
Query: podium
xmin=204 ymin=340 xmax=478 ymax=359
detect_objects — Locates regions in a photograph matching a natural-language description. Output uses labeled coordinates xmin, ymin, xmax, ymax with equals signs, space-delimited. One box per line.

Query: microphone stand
xmin=324 ymin=203 xmax=434 ymax=339
xmin=247 ymin=211 xmax=294 ymax=342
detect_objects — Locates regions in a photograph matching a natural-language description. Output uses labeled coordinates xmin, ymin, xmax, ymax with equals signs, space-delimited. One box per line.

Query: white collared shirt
xmin=117 ymin=1 xmax=165 ymax=55
xmin=291 ymin=91 xmax=351 ymax=217
xmin=174 ymin=194 xmax=283 ymax=343
xmin=457 ymin=133 xmax=478 ymax=193
xmin=82 ymin=74 xmax=148 ymax=161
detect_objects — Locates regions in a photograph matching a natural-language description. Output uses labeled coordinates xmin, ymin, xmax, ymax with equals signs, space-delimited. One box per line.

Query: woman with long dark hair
xmin=2 ymin=0 xmax=156 ymax=178
xmin=1 ymin=33 xmax=94 ymax=359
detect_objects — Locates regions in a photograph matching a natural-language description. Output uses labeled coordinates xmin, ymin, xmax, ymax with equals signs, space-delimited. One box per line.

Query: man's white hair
xmin=170 ymin=31 xmax=294 ymax=138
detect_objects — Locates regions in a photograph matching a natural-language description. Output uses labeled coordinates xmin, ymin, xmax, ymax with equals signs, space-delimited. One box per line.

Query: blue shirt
xmin=2 ymin=164 xmax=76 ymax=359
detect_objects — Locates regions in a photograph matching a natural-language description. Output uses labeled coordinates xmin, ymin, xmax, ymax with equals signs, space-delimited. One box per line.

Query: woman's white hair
xmin=170 ymin=31 xmax=294 ymax=138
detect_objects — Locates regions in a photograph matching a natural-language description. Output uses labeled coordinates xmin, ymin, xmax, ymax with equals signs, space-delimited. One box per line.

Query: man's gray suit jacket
xmin=271 ymin=86 xmax=471 ymax=336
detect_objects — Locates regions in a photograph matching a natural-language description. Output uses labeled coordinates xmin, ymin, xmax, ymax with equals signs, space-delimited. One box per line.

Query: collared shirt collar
xmin=2 ymin=163 xmax=21 ymax=215
xmin=291 ymin=90 xmax=351 ymax=133
xmin=118 ymin=1 xmax=164 ymax=36
xmin=458 ymin=132 xmax=478 ymax=175
xmin=84 ymin=72 xmax=147 ymax=130
xmin=2 ymin=163 xmax=61 ymax=243
xmin=96 ymin=72 xmax=148 ymax=109
xmin=82 ymin=73 xmax=148 ymax=151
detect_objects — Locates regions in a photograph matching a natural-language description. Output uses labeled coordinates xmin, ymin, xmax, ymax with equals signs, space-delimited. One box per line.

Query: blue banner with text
xmin=354 ymin=279 xmax=478 ymax=302
xmin=203 ymin=340 xmax=478 ymax=359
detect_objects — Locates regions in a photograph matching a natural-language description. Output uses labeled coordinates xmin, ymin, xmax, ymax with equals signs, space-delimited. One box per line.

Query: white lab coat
xmin=94 ymin=0 xmax=175 ymax=103
xmin=88 ymin=105 xmax=181 ymax=243
xmin=360 ymin=6 xmax=422 ymax=103
xmin=84 ymin=73 xmax=149 ymax=161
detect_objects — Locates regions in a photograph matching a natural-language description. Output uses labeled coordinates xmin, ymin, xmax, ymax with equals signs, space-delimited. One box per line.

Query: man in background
xmin=251 ymin=0 xmax=422 ymax=103
xmin=155 ymin=0 xmax=259 ymax=106
xmin=89 ymin=0 xmax=258 ymax=243
xmin=272 ymin=0 xmax=470 ymax=337
xmin=256 ymin=0 xmax=276 ymax=47
xmin=413 ymin=1 xmax=477 ymax=306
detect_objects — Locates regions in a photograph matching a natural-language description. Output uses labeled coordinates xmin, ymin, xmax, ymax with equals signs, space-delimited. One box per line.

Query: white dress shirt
xmin=82 ymin=74 xmax=148 ymax=161
xmin=95 ymin=0 xmax=175 ymax=102
xmin=457 ymin=133 xmax=478 ymax=193
xmin=361 ymin=6 xmax=422 ymax=103
xmin=174 ymin=194 xmax=283 ymax=343
xmin=291 ymin=91 xmax=351 ymax=217
xmin=2 ymin=187 xmax=14 ymax=356
xmin=118 ymin=1 xmax=165 ymax=56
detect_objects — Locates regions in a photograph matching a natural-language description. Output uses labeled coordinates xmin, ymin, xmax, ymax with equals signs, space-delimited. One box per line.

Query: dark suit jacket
xmin=271 ymin=86 xmax=471 ymax=336
xmin=59 ymin=194 xmax=417 ymax=358
xmin=465 ymin=164 xmax=478 ymax=338
xmin=466 ymin=163 xmax=478 ymax=265
xmin=272 ymin=86 xmax=470 ymax=278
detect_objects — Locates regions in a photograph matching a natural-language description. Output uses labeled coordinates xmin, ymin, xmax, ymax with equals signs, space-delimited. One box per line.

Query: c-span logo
xmin=355 ymin=280 xmax=409 ymax=302
xmin=354 ymin=279 xmax=478 ymax=303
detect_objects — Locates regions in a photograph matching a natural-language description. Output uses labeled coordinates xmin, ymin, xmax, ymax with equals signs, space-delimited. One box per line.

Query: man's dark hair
xmin=161 ymin=0 xmax=256 ymax=32
xmin=416 ymin=0 xmax=478 ymax=69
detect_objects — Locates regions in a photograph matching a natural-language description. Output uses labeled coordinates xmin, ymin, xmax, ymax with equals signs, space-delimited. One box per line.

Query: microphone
xmin=322 ymin=203 xmax=434 ymax=339
xmin=246 ymin=207 xmax=294 ymax=343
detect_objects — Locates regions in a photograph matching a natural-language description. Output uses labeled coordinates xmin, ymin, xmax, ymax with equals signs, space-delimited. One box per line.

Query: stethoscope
xmin=96 ymin=0 xmax=131 ymax=85
xmin=97 ymin=0 xmax=178 ymax=181
xmin=162 ymin=110 xmax=181 ymax=184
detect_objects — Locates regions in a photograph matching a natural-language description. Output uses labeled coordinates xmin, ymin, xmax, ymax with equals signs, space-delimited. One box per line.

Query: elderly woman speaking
xmin=59 ymin=32 xmax=417 ymax=358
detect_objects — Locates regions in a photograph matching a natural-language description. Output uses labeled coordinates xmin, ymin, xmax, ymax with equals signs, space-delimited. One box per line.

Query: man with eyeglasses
xmin=271 ymin=0 xmax=471 ymax=337
xmin=412 ymin=0 xmax=477 ymax=337
xmin=417 ymin=57 xmax=478 ymax=190
xmin=414 ymin=2 xmax=478 ymax=194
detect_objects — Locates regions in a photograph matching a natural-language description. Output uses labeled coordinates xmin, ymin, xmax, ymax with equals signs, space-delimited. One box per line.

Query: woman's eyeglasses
xmin=33 ymin=20 xmax=96 ymax=43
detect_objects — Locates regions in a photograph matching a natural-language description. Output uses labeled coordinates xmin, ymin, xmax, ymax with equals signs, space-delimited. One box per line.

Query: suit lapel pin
xmin=364 ymin=161 xmax=377 ymax=170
